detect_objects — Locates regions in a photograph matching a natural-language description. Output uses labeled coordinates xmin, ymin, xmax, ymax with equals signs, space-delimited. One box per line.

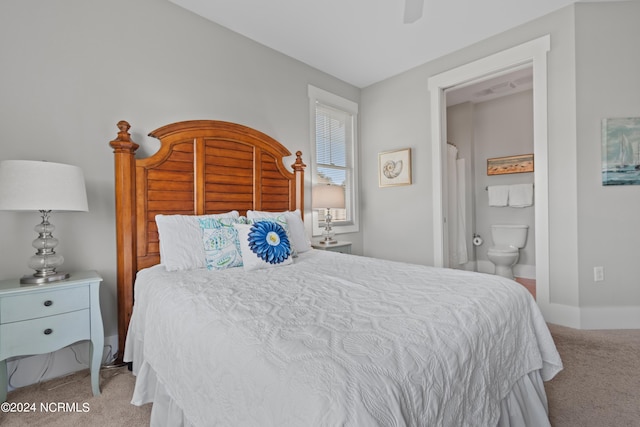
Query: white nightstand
xmin=0 ymin=271 xmax=103 ymax=402
xmin=312 ymin=241 xmax=352 ymax=254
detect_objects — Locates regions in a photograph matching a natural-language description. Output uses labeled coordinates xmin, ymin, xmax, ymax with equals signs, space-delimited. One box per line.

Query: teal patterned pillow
xmin=198 ymin=217 xmax=243 ymax=270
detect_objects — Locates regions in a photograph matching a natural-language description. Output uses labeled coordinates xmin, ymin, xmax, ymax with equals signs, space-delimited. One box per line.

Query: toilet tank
xmin=491 ymin=224 xmax=528 ymax=248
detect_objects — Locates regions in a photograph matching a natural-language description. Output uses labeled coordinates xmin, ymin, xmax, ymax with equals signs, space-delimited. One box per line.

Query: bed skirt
xmin=128 ymin=344 xmax=551 ymax=427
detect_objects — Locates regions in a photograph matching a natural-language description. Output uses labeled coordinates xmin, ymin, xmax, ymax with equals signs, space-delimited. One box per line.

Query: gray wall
xmin=0 ymin=0 xmax=361 ymax=343
xmin=361 ymin=1 xmax=640 ymax=327
xmin=575 ymin=2 xmax=640 ymax=308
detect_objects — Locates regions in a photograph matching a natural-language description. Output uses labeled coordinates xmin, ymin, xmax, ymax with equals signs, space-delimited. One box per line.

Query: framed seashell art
xmin=379 ymin=148 xmax=412 ymax=187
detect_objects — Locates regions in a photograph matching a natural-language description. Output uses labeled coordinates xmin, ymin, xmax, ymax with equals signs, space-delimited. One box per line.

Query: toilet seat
xmin=488 ymin=245 xmax=518 ymax=255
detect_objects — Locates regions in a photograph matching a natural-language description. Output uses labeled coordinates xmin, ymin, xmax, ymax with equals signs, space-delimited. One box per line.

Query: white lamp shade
xmin=0 ymin=160 xmax=88 ymax=212
xmin=312 ymin=184 xmax=345 ymax=209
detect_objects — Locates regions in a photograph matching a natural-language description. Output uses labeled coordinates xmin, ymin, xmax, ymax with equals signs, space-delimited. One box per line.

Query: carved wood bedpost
xmin=292 ymin=151 xmax=306 ymax=215
xmin=109 ymin=121 xmax=139 ymax=363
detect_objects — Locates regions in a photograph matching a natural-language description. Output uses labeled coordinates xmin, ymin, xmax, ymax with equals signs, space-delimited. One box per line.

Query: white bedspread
xmin=125 ymin=250 xmax=562 ymax=426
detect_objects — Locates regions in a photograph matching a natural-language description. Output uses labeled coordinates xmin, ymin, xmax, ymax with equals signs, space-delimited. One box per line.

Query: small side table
xmin=312 ymin=241 xmax=352 ymax=254
xmin=0 ymin=271 xmax=103 ymax=402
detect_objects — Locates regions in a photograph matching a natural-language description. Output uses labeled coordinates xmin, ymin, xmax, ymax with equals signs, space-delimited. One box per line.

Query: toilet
xmin=487 ymin=224 xmax=528 ymax=279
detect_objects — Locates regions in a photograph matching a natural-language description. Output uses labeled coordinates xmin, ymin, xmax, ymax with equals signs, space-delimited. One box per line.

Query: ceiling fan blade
xmin=403 ymin=0 xmax=424 ymax=24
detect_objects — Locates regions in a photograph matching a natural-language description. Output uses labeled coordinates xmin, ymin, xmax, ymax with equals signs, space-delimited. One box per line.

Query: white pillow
xmin=199 ymin=217 xmax=243 ymax=270
xmin=155 ymin=211 xmax=239 ymax=271
xmin=246 ymin=209 xmax=311 ymax=253
xmin=234 ymin=222 xmax=293 ymax=271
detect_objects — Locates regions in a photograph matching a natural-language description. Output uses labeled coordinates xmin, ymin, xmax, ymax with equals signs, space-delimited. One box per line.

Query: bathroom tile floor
xmin=515 ymin=277 xmax=536 ymax=299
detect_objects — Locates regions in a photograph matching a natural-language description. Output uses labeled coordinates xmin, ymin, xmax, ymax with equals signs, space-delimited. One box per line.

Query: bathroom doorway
xmin=445 ymin=67 xmax=536 ymax=297
xmin=428 ymin=36 xmax=550 ymax=307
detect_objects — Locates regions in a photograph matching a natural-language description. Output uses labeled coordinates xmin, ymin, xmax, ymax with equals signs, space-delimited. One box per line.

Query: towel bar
xmin=485 ymin=184 xmax=534 ymax=190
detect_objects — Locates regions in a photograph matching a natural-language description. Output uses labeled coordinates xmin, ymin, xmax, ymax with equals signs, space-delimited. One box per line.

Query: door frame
xmin=427 ymin=35 xmax=551 ymax=308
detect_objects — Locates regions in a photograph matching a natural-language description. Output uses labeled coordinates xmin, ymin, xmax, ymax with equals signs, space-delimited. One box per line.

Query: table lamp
xmin=312 ymin=183 xmax=345 ymax=245
xmin=0 ymin=160 xmax=89 ymax=284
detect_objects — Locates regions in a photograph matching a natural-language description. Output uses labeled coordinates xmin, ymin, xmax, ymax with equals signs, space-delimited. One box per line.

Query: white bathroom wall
xmin=447 ymin=91 xmax=535 ymax=278
xmin=473 ymin=90 xmax=535 ymax=276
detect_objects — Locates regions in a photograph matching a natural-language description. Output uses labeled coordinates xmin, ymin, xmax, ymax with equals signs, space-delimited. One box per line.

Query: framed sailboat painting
xmin=602 ymin=117 xmax=640 ymax=185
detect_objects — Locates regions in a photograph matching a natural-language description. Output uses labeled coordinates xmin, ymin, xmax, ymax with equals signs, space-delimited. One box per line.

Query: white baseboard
xmin=579 ymin=305 xmax=640 ymax=329
xmin=458 ymin=261 xmax=477 ymax=272
xmin=535 ymin=300 xmax=640 ymax=330
xmin=513 ymin=264 xmax=536 ymax=280
xmin=540 ymin=302 xmax=581 ymax=329
xmin=6 ymin=334 xmax=118 ymax=392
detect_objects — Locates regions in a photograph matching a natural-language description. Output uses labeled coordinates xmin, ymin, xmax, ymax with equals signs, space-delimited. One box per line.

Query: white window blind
xmin=315 ymin=103 xmax=349 ymax=221
xmin=308 ymin=85 xmax=359 ymax=235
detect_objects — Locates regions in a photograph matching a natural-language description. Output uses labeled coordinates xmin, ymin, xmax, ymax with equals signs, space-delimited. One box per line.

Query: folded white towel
xmin=509 ymin=183 xmax=534 ymax=207
xmin=488 ymin=185 xmax=509 ymax=207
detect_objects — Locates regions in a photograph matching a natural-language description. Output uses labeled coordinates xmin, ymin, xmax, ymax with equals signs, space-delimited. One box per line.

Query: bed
xmin=109 ymin=120 xmax=562 ymax=426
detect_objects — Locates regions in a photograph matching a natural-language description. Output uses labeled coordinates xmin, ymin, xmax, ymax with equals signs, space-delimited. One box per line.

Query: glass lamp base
xmin=320 ymin=212 xmax=337 ymax=244
xmin=21 ymin=271 xmax=70 ymax=285
xmin=21 ymin=210 xmax=69 ymax=285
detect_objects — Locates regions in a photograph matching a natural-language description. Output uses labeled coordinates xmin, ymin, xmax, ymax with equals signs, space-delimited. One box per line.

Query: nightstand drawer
xmin=0 ymin=309 xmax=90 ymax=359
xmin=0 ymin=271 xmax=103 ymax=402
xmin=0 ymin=286 xmax=89 ymax=324
xmin=312 ymin=241 xmax=352 ymax=254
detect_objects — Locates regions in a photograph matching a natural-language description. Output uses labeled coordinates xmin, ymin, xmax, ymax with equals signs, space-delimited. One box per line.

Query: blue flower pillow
xmin=199 ymin=217 xmax=243 ymax=270
xmin=247 ymin=216 xmax=297 ymax=258
xmin=246 ymin=210 xmax=311 ymax=254
xmin=234 ymin=222 xmax=294 ymax=271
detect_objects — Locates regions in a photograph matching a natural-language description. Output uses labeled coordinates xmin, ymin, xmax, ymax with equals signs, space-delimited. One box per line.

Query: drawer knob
xmin=44 ymin=328 xmax=53 ymax=335
xmin=44 ymin=300 xmax=53 ymax=307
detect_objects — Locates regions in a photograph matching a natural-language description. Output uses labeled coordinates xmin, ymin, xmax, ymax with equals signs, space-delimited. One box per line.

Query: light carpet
xmin=545 ymin=323 xmax=640 ymax=427
xmin=0 ymin=366 xmax=150 ymax=426
xmin=1 ymin=324 xmax=639 ymax=426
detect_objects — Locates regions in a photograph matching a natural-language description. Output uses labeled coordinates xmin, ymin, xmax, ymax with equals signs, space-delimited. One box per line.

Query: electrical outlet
xmin=594 ymin=266 xmax=604 ymax=282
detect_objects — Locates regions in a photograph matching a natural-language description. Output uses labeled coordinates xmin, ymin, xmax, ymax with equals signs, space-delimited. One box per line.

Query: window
xmin=308 ymin=85 xmax=359 ymax=236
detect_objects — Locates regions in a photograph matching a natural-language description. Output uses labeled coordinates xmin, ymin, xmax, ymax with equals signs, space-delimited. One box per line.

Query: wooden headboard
xmin=109 ymin=120 xmax=305 ymax=362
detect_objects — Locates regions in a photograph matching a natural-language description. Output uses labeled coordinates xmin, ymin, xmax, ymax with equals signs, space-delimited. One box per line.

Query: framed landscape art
xmin=487 ymin=154 xmax=534 ymax=176
xmin=601 ymin=117 xmax=640 ymax=186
